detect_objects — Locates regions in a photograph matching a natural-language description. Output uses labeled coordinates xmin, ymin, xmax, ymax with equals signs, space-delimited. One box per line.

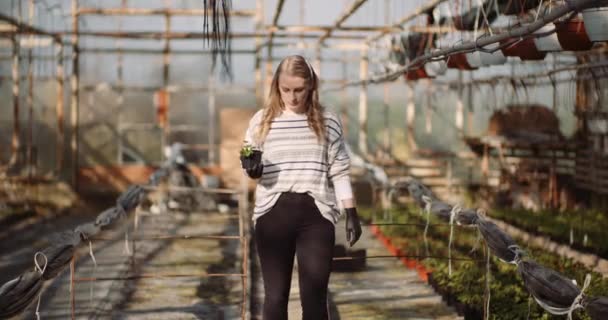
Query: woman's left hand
xmin=345 ymin=207 xmax=362 ymax=247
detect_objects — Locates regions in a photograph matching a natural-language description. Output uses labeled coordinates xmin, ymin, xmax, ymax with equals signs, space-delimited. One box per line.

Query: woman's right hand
xmin=240 ymin=154 xmax=264 ymax=179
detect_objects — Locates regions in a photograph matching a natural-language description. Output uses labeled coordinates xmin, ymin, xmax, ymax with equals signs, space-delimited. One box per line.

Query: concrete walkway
xmin=252 ymin=218 xmax=462 ymax=320
xmin=328 ymin=219 xmax=462 ymax=319
xmin=22 ymin=209 xmax=245 ymax=319
xmin=19 ymin=208 xmax=461 ymax=319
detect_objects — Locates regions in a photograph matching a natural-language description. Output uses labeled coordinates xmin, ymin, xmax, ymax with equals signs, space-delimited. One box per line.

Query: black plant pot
xmin=463 ymin=305 xmax=483 ymax=320
xmin=332 ymin=244 xmax=367 ymax=272
xmin=241 ymin=150 xmax=262 ymax=169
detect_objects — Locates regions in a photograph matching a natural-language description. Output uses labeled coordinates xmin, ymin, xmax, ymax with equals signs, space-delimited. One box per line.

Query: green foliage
xmin=489 ymin=208 xmax=608 ymax=258
xmin=359 ymin=205 xmax=608 ymax=320
xmin=240 ymin=143 xmax=254 ymax=158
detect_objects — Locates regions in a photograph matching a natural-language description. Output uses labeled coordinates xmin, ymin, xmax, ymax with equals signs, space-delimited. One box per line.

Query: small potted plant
xmin=239 ymin=143 xmax=262 ymax=169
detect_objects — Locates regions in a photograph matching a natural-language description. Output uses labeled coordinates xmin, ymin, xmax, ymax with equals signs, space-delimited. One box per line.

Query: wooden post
xmin=381 ymin=0 xmax=391 ymax=161
xmin=71 ymin=0 xmax=80 ymax=189
xmin=264 ymin=46 xmax=273 ymax=103
xmin=239 ymin=173 xmax=249 ymax=319
xmin=406 ymin=82 xmax=417 ymax=151
xmin=340 ymin=60 xmax=348 ymax=138
xmin=70 ymin=255 xmax=76 ymax=320
xmin=552 ymin=53 xmax=557 ymax=111
xmin=56 ymin=42 xmax=65 ymax=173
xmin=467 ymin=72 xmax=473 ymax=136
xmin=314 ymin=45 xmax=321 ymax=79
xmin=208 ymin=70 xmax=216 ymax=165
xmin=456 ymin=70 xmax=464 ymax=134
xmin=116 ymin=0 xmax=126 ymax=164
xmin=254 ymin=51 xmax=263 ymax=107
xmin=358 ymin=45 xmax=368 ymax=156
xmin=425 ymin=81 xmax=431 ymax=134
xmin=26 ymin=0 xmax=35 ymax=178
xmin=10 ymin=34 xmax=20 ymax=167
xmin=162 ymin=7 xmax=171 ymax=160
xmin=383 ymin=82 xmax=390 ymax=160
xmin=264 ymin=0 xmax=285 ymax=102
xmin=254 ymin=0 xmax=264 ymax=107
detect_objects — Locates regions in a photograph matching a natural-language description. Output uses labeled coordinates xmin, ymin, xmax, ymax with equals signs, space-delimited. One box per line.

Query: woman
xmin=241 ymin=55 xmax=362 ymax=320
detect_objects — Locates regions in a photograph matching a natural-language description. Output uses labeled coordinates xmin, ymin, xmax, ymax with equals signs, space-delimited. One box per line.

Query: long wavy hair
xmin=255 ymin=55 xmax=325 ymax=144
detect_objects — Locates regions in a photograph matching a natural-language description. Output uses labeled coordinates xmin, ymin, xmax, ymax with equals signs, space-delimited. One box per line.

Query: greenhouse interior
xmin=1 ymin=0 xmax=608 ymax=319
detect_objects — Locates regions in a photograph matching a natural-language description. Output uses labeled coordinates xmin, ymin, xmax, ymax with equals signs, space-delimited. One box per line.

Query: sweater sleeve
xmin=327 ymin=115 xmax=353 ymax=201
xmin=243 ymin=110 xmax=263 ymax=148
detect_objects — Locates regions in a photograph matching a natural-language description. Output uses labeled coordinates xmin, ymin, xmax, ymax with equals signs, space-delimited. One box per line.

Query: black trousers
xmin=255 ymin=192 xmax=335 ymax=320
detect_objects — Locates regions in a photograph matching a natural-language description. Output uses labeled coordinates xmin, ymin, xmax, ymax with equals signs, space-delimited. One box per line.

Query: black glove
xmin=240 ymin=151 xmax=263 ymax=179
xmin=345 ymin=207 xmax=362 ymax=247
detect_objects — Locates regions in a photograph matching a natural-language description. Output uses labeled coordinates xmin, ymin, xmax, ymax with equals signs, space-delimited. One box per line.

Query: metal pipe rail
xmin=327 ymin=0 xmax=601 ymax=90
xmin=76 ymin=7 xmax=256 ymax=17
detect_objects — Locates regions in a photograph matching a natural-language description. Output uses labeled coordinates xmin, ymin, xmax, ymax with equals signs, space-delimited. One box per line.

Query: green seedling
xmin=240 ymin=144 xmax=254 ymax=158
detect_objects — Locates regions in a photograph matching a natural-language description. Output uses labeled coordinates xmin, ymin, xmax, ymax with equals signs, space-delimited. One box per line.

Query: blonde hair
xmin=255 ymin=55 xmax=325 ymax=144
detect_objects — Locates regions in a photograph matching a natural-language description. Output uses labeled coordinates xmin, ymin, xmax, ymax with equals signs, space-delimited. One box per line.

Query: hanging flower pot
xmin=424 ymin=60 xmax=447 ymax=77
xmin=466 ymin=51 xmax=483 ymax=68
xmin=555 ymin=19 xmax=593 ymax=51
xmin=479 ymin=42 xmax=507 ymax=66
xmin=498 ymin=0 xmax=541 ymax=15
xmin=500 ymin=37 xmax=547 ymax=61
xmin=404 ymin=67 xmax=430 ymax=81
xmin=446 ymin=52 xmax=477 ymax=70
xmin=452 ymin=4 xmax=498 ymax=31
xmin=534 ymin=23 xmax=562 ymax=51
xmin=583 ymin=7 xmax=608 ymax=42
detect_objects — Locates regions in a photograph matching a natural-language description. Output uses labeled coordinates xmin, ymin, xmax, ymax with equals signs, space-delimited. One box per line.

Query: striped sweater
xmin=243 ymin=109 xmax=353 ymax=224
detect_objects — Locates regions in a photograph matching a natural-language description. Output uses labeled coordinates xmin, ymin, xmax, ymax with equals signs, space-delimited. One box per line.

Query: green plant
xmin=240 ymin=143 xmax=254 ymax=158
xmin=488 ymin=208 xmax=608 ymax=258
xmin=359 ymin=205 xmax=608 ymax=320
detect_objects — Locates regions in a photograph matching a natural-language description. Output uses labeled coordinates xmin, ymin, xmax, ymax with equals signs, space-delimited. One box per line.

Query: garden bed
xmin=488 ymin=208 xmax=608 ymax=259
xmin=360 ymin=205 xmax=608 ymax=320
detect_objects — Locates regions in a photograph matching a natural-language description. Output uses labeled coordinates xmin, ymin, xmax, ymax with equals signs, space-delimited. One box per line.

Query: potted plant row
xmin=361 ymin=205 xmax=608 ymax=319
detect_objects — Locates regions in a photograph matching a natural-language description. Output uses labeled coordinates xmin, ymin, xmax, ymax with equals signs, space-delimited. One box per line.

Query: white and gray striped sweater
xmin=243 ymin=109 xmax=353 ymax=225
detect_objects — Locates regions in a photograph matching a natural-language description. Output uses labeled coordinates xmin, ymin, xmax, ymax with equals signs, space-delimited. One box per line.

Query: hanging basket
xmin=466 ymin=51 xmax=484 ymax=68
xmin=447 ymin=53 xmax=477 ymax=70
xmin=500 ymin=37 xmax=547 ymax=61
xmin=479 ymin=42 xmax=507 ymax=65
xmin=583 ymin=7 xmax=608 ymax=42
xmin=424 ymin=61 xmax=447 ymax=77
xmin=452 ymin=4 xmax=498 ymax=31
xmin=404 ymin=67 xmax=431 ymax=81
xmin=555 ymin=19 xmax=593 ymax=51
xmin=534 ymin=23 xmax=562 ymax=51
